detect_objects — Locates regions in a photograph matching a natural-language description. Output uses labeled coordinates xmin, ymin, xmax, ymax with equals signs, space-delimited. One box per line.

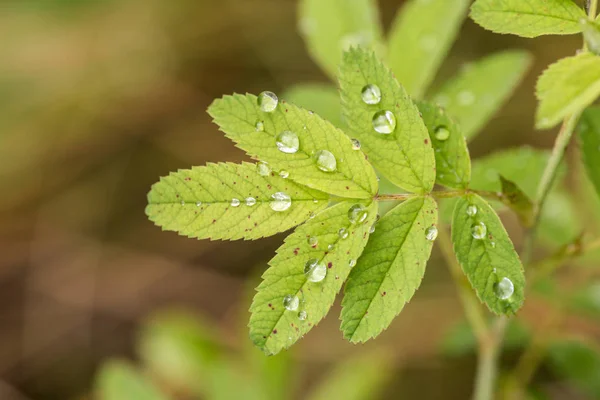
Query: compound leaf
xmin=146 ymin=162 xmax=328 ymax=241
xmin=536 ymin=53 xmax=600 ymax=129
xmin=341 ymin=196 xmax=437 ymax=342
xmin=451 ymin=194 xmax=525 ymax=315
xmin=208 ymin=93 xmax=378 ymax=198
xmin=388 ymin=0 xmax=471 ymax=98
xmin=283 ymin=83 xmax=342 ymax=128
xmin=249 ymin=201 xmax=378 ymax=355
xmin=298 ymin=0 xmax=384 ymax=79
xmin=470 ymin=0 xmax=586 ymax=38
xmin=339 ymin=48 xmax=436 ymax=194
xmin=432 ymin=50 xmax=532 ymax=140
xmin=417 ymin=101 xmax=471 ymax=189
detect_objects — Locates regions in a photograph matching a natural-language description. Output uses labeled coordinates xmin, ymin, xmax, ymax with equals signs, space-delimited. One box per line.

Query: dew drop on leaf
xmin=279 ymin=170 xmax=290 ymax=179
xmin=471 ymin=222 xmax=487 ymax=240
xmin=466 ymin=204 xmax=478 ymax=217
xmin=372 ymin=110 xmax=396 ymax=134
xmin=338 ymin=228 xmax=349 ymax=239
xmin=298 ymin=310 xmax=307 ymax=321
xmin=276 ymin=130 xmax=299 ymax=154
xmin=245 ymin=197 xmax=256 ymax=207
xmin=348 ymin=204 xmax=368 ymax=224
xmin=313 ymin=150 xmax=337 ymax=172
xmin=304 ymin=259 xmax=327 ymax=282
xmin=307 ymin=236 xmax=319 ymax=247
xmin=231 ymin=198 xmax=241 ymax=207
xmin=270 ymin=192 xmax=291 ymax=212
xmin=258 ymin=91 xmax=278 ymax=112
xmin=196 ymin=201 xmax=202 ymax=207
xmin=494 ymin=277 xmax=514 ymax=300
xmin=349 ymin=259 xmax=357 ymax=268
xmin=283 ymin=294 xmax=299 ymax=311
xmin=369 ymin=224 xmax=376 ymax=234
xmin=327 ymin=243 xmax=335 ymax=251
xmin=255 ymin=121 xmax=264 ymax=131
xmin=181 ymin=200 xmax=185 ymax=206
xmin=434 ymin=126 xmax=450 ymax=141
xmin=257 ymin=161 xmax=271 ymax=176
xmin=361 ymin=84 xmax=382 ymax=105
xmin=425 ymin=225 xmax=438 ymax=241
xmin=351 ymin=138 xmax=361 ymax=150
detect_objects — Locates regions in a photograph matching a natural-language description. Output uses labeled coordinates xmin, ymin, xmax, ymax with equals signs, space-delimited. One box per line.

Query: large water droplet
xmin=276 ymin=131 xmax=299 ymax=154
xmin=298 ymin=310 xmax=308 ymax=321
xmin=245 ymin=197 xmax=256 ymax=207
xmin=349 ymin=259 xmax=357 ymax=268
xmin=372 ymin=110 xmax=397 ymax=134
xmin=361 ymin=84 xmax=382 ymax=105
xmin=338 ymin=228 xmax=349 ymax=239
xmin=270 ymin=192 xmax=291 ymax=212
xmin=279 ymin=170 xmax=289 ymax=179
xmin=313 ymin=150 xmax=337 ymax=172
xmin=255 ymin=121 xmax=264 ymax=131
xmin=348 ymin=204 xmax=368 ymax=224
xmin=231 ymin=198 xmax=241 ymax=207
xmin=425 ymin=226 xmax=438 ymax=241
xmin=257 ymin=161 xmax=271 ymax=176
xmin=494 ymin=277 xmax=514 ymax=300
xmin=283 ymin=294 xmax=299 ymax=311
xmin=466 ymin=204 xmax=478 ymax=217
xmin=471 ymin=222 xmax=487 ymax=240
xmin=304 ymin=259 xmax=327 ymax=282
xmin=434 ymin=126 xmax=450 ymax=141
xmin=351 ymin=138 xmax=361 ymax=150
xmin=258 ymin=91 xmax=278 ymax=112
xmin=308 ymin=236 xmax=318 ymax=247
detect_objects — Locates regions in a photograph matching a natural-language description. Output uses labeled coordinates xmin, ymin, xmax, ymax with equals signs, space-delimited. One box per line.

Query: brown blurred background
xmin=0 ymin=0 xmax=593 ymax=399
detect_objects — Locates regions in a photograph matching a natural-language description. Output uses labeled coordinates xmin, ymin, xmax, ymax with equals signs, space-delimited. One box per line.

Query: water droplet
xmin=434 ymin=126 xmax=450 ymax=141
xmin=471 ymin=222 xmax=487 ymax=240
xmin=231 ymin=198 xmax=241 ymax=207
xmin=425 ymin=226 xmax=438 ymax=241
xmin=270 ymin=192 xmax=291 ymax=212
xmin=466 ymin=204 xmax=478 ymax=217
xmin=304 ymin=259 xmax=327 ymax=282
xmin=351 ymin=138 xmax=361 ymax=150
xmin=313 ymin=150 xmax=337 ymax=172
xmin=327 ymin=244 xmax=335 ymax=251
xmin=349 ymin=259 xmax=357 ymax=268
xmin=276 ymin=130 xmax=299 ymax=154
xmin=279 ymin=170 xmax=289 ymax=179
xmin=196 ymin=201 xmax=202 ymax=207
xmin=258 ymin=91 xmax=278 ymax=112
xmin=372 ymin=110 xmax=397 ymax=134
xmin=298 ymin=310 xmax=308 ymax=320
xmin=245 ymin=197 xmax=256 ymax=206
xmin=361 ymin=84 xmax=382 ymax=105
xmin=457 ymin=90 xmax=475 ymax=106
xmin=283 ymin=294 xmax=299 ymax=311
xmin=308 ymin=212 xmax=316 ymax=219
xmin=308 ymin=236 xmax=318 ymax=247
xmin=338 ymin=228 xmax=349 ymax=239
xmin=257 ymin=161 xmax=271 ymax=176
xmin=494 ymin=277 xmax=514 ymax=300
xmin=369 ymin=224 xmax=376 ymax=234
xmin=181 ymin=200 xmax=186 ymax=206
xmin=255 ymin=121 xmax=264 ymax=131
xmin=348 ymin=204 xmax=368 ymax=224
xmin=490 ymin=241 xmax=496 ymax=248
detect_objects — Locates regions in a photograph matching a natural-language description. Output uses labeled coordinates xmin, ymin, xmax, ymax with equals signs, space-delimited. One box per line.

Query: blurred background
xmin=1 ymin=0 xmax=599 ymax=399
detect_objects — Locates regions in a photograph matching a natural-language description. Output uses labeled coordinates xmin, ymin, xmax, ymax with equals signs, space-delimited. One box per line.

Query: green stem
xmin=473 ymin=318 xmax=507 ymax=400
xmin=375 ymin=189 xmax=502 ymax=202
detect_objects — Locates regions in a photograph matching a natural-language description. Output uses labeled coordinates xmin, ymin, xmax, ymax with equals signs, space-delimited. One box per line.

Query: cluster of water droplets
xmin=360 ymin=83 xmax=398 ymax=135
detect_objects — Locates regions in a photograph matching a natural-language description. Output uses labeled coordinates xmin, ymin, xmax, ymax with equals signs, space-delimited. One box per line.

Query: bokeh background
xmin=1 ymin=0 xmax=599 ymax=399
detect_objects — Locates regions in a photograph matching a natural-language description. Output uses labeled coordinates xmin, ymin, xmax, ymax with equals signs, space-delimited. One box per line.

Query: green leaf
xmin=306 ymin=350 xmax=392 ymax=400
xmin=282 ymin=84 xmax=342 ymax=128
xmin=387 ymin=0 xmax=471 ymax=98
xmin=548 ymin=339 xmax=600 ymax=397
xmin=96 ymin=360 xmax=168 ymax=400
xmin=146 ymin=162 xmax=329 ymax=241
xmin=581 ymin=19 xmax=600 ymax=55
xmin=249 ymin=200 xmax=378 ymax=355
xmin=417 ymin=101 xmax=471 ymax=189
xmin=432 ymin=50 xmax=532 ymax=140
xmin=208 ymin=93 xmax=378 ymax=198
xmin=339 ymin=48 xmax=436 ymax=194
xmin=451 ymin=194 xmax=525 ymax=315
xmin=470 ymin=0 xmax=586 ymax=38
xmin=499 ymin=175 xmax=534 ymax=227
xmin=298 ymin=0 xmax=384 ymax=79
xmin=579 ymin=106 xmax=600 ymax=200
xmin=340 ymin=197 xmax=437 ymax=342
xmin=536 ymin=53 xmax=600 ymax=129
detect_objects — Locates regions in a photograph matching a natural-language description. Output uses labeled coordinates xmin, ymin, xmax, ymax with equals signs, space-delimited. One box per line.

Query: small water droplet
xmin=231 ymin=198 xmax=241 ymax=207
xmin=308 ymin=212 xmax=316 ymax=219
xmin=313 ymin=199 xmax=319 ymax=204
xmin=349 ymin=259 xmax=357 ymax=268
xmin=196 ymin=201 xmax=202 ymax=207
xmin=255 ymin=121 xmax=264 ymax=131
xmin=276 ymin=131 xmax=299 ymax=154
xmin=338 ymin=228 xmax=349 ymax=239
xmin=304 ymin=259 xmax=327 ymax=282
xmin=471 ymin=222 xmax=487 ymax=240
xmin=308 ymin=236 xmax=319 ymax=247
xmin=348 ymin=204 xmax=368 ymax=224
xmin=361 ymin=84 xmax=382 ymax=105
xmin=327 ymin=243 xmax=335 ymax=251
xmin=279 ymin=170 xmax=289 ymax=179
xmin=283 ymin=294 xmax=299 ymax=311
xmin=245 ymin=197 xmax=256 ymax=206
xmin=181 ymin=200 xmax=186 ymax=206
xmin=491 ymin=241 xmax=496 ymax=248
xmin=257 ymin=161 xmax=271 ymax=176
xmin=372 ymin=110 xmax=397 ymax=134
xmin=425 ymin=226 xmax=438 ymax=241
xmin=466 ymin=204 xmax=478 ymax=217
xmin=434 ymin=126 xmax=450 ymax=141
xmin=494 ymin=277 xmax=514 ymax=300
xmin=351 ymin=138 xmax=361 ymax=150
xmin=270 ymin=192 xmax=291 ymax=212
xmin=457 ymin=90 xmax=475 ymax=106
xmin=298 ymin=310 xmax=308 ymax=320
xmin=258 ymin=91 xmax=278 ymax=112
xmin=313 ymin=150 xmax=337 ymax=172
xmin=369 ymin=224 xmax=376 ymax=234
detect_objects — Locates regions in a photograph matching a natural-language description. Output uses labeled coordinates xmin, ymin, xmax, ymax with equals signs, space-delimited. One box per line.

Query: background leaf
xmin=249 ymin=201 xmax=378 ymax=355
xmin=208 ymin=93 xmax=378 ymax=198
xmin=579 ymin=106 xmax=600 ymax=200
xmin=451 ymin=194 xmax=525 ymax=315
xmin=283 ymin=84 xmax=342 ymax=128
xmin=548 ymin=339 xmax=600 ymax=398
xmin=298 ymin=0 xmax=384 ymax=79
xmin=499 ymin=175 xmax=534 ymax=227
xmin=536 ymin=53 xmax=600 ymax=129
xmin=387 ymin=0 xmax=470 ymax=99
xmin=339 ymin=48 xmax=436 ymax=194
xmin=417 ymin=101 xmax=471 ymax=189
xmin=432 ymin=50 xmax=532 ymax=140
xmin=341 ymin=197 xmax=437 ymax=342
xmin=146 ymin=162 xmax=328 ymax=241
xmin=470 ymin=0 xmax=586 ymax=38
xmin=95 ymin=360 xmax=168 ymax=400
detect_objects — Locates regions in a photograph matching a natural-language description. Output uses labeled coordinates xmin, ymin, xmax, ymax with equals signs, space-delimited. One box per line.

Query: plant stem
xmin=375 ymin=189 xmax=502 ymax=202
xmin=473 ymin=318 xmax=507 ymax=400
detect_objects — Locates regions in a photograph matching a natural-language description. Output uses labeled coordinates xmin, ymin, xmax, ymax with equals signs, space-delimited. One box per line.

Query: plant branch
xmin=375 ymin=189 xmax=503 ymax=202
